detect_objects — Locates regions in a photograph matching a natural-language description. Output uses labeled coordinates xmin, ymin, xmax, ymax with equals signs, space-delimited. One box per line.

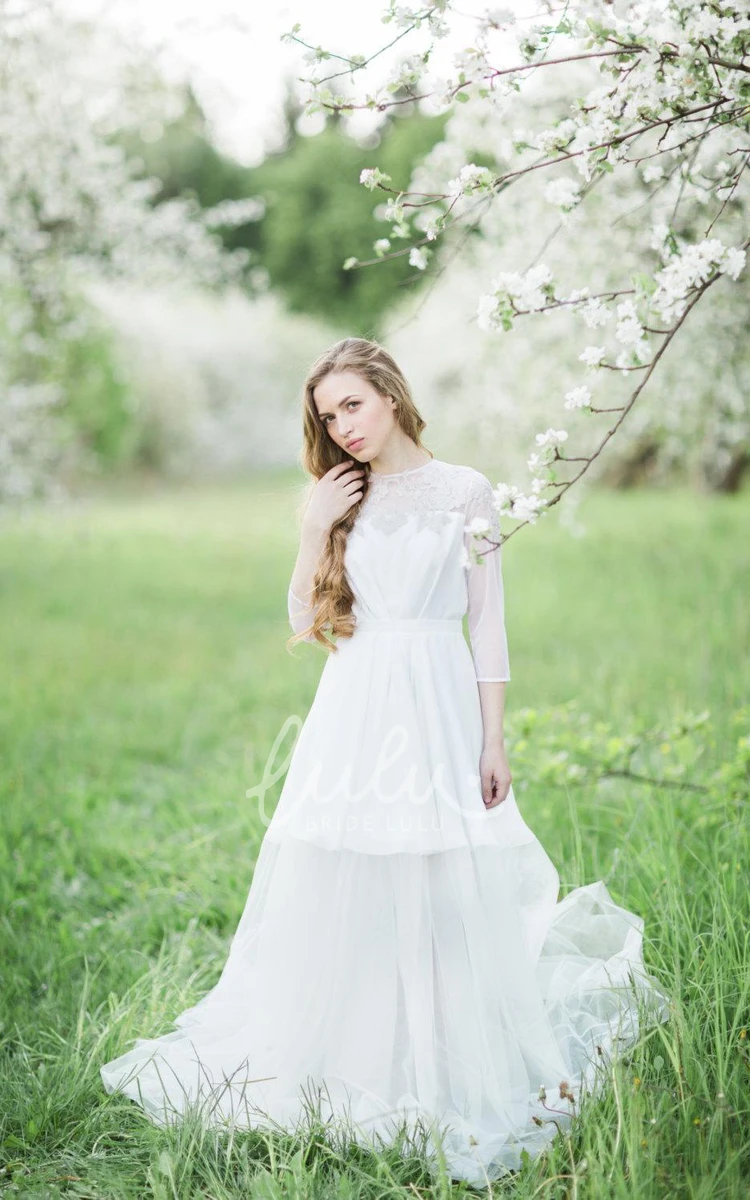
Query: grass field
xmin=1 ymin=472 xmax=748 ymax=1198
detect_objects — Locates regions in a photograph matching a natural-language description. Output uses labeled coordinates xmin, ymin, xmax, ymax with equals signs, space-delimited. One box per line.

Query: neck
xmin=369 ymin=447 xmax=432 ymax=476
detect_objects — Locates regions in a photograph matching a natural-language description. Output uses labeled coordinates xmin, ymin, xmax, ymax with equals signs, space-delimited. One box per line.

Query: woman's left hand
xmin=479 ymin=743 xmax=512 ymax=809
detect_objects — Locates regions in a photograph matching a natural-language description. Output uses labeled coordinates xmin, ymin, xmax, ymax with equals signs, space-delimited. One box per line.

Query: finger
xmin=480 ymin=768 xmax=494 ymax=806
xmin=486 ymin=771 xmax=509 ymax=808
xmin=330 ymin=460 xmax=356 ymax=479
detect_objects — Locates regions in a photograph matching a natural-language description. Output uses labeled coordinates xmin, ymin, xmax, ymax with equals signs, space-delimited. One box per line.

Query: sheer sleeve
xmin=463 ymin=473 xmax=511 ymax=683
xmin=288 ymin=585 xmax=318 ymax=642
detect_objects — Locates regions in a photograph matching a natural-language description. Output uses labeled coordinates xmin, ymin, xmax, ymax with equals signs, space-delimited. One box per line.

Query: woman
xmin=101 ymin=337 xmax=670 ymax=1184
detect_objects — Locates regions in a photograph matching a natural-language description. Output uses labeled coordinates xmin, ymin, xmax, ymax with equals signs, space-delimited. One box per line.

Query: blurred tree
xmin=117 ymin=86 xmax=264 ymax=263
xmin=0 ymin=4 xmax=246 ymax=503
xmin=120 ymin=84 xmax=448 ymax=335
xmin=294 ymin=1 xmax=750 ymax=506
xmin=253 ymin=111 xmax=449 ymax=336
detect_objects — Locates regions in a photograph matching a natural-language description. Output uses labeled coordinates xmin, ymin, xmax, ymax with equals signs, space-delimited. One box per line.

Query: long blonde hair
xmin=287 ymin=337 xmax=432 ymax=654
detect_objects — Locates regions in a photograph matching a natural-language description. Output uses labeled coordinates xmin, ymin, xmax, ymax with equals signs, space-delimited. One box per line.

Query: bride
xmin=101 ymin=336 xmax=670 ymax=1184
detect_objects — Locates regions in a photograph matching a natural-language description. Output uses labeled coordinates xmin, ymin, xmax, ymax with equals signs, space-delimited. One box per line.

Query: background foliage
xmin=1 ymin=479 xmax=748 ymax=1194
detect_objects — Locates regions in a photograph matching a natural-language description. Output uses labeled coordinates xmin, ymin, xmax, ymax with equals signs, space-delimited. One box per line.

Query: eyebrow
xmin=316 ymin=393 xmax=361 ymax=418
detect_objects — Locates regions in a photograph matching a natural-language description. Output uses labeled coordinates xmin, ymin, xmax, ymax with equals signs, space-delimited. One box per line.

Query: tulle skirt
xmin=101 ymin=628 xmax=670 ymax=1183
xmin=100 ymin=832 xmax=669 ymax=1183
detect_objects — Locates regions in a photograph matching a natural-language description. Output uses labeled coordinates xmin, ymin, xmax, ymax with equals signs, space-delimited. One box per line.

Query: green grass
xmin=1 ymin=472 xmax=748 ymax=1197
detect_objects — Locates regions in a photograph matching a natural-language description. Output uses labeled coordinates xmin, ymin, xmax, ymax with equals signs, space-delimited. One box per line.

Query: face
xmin=312 ymin=370 xmax=397 ymax=462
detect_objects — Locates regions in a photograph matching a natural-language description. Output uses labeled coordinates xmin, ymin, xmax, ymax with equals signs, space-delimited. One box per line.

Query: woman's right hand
xmin=303 ymin=460 xmax=366 ymax=535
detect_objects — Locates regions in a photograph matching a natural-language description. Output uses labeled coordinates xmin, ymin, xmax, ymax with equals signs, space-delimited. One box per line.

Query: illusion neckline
xmin=369 ymin=458 xmax=439 ymax=480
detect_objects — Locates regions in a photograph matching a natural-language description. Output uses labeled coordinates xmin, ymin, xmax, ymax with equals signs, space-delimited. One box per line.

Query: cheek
xmin=361 ymin=404 xmax=387 ymax=432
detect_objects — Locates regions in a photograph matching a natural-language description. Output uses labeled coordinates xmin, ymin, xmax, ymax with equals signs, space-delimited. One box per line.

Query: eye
xmin=322 ymin=401 xmax=359 ymax=425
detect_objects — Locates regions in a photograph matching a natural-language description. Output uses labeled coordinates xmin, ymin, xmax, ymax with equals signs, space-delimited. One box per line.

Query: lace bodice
xmin=288 ymin=458 xmax=510 ymax=682
xmin=351 ymin=459 xmax=484 ymax=535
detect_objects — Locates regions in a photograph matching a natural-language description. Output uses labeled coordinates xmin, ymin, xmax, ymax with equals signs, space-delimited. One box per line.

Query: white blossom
xmin=409 ymin=246 xmax=430 ymax=270
xmin=579 ymin=345 xmax=606 ymax=368
xmin=428 ymin=76 xmax=456 ymax=109
xmin=483 ymin=9 xmax=516 ymax=29
xmin=475 ymin=264 xmax=556 ymax=331
xmin=394 ymin=53 xmax=427 ymax=89
xmin=564 ymin=386 xmax=592 ymax=410
xmin=649 ymin=223 xmax=672 ymax=255
xmin=650 ymin=238 xmax=735 ymax=322
xmin=387 ymin=7 xmax=418 ymax=32
xmin=535 ymin=428 xmax=569 ymax=449
xmin=203 ymin=197 xmax=265 ymax=228
xmin=360 ymin=167 xmax=392 ymax=190
xmin=532 ymin=119 xmax=578 ymax=156
xmin=446 ymin=163 xmax=496 ymax=197
xmin=492 ymin=482 xmax=520 ymax=514
xmin=465 ymin=515 xmax=491 ymax=535
xmin=510 ymin=493 xmax=548 ymax=523
xmin=615 ymin=299 xmax=644 ymax=345
xmin=543 ymin=177 xmax=582 ymax=213
xmin=580 ymin=298 xmax=612 ymax=329
xmin=641 ymin=163 xmax=664 ymax=184
xmin=719 ymin=246 xmax=746 ymax=282
xmin=476 ymin=293 xmax=499 ymax=332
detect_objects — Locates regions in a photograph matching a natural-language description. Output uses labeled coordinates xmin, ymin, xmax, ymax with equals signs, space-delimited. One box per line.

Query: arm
xmin=464 ymin=474 xmax=512 ymax=806
xmin=464 ymin=474 xmax=511 ymax=686
xmin=287 ymin=461 xmax=366 ymax=644
xmin=288 ymin=520 xmax=328 ymax=642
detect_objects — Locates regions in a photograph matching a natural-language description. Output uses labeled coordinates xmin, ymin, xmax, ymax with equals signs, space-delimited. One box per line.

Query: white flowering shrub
xmin=381 ymin=86 xmax=750 ymax=501
xmin=285 ymin=0 xmax=749 ymax=541
xmin=87 ymin=281 xmax=341 ymax=476
xmin=0 ymin=1 xmax=248 ymax=502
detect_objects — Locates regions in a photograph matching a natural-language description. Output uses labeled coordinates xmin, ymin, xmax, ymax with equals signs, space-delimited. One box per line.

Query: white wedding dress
xmin=100 ymin=457 xmax=670 ymax=1184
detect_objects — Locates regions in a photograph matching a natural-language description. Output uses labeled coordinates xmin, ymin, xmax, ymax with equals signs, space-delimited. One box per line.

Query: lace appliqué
xmin=354 ymin=508 xmax=457 ymax=536
xmin=351 ymin=461 xmax=476 ymax=537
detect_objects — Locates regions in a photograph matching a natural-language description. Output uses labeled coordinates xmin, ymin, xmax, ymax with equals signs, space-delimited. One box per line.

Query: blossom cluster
xmin=1 ymin=0 xmax=250 ymax=501
xmin=295 ymin=0 xmax=749 ymax=526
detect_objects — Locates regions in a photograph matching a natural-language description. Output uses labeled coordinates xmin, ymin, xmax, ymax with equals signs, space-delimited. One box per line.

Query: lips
xmin=347 ymin=438 xmax=365 ymax=450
